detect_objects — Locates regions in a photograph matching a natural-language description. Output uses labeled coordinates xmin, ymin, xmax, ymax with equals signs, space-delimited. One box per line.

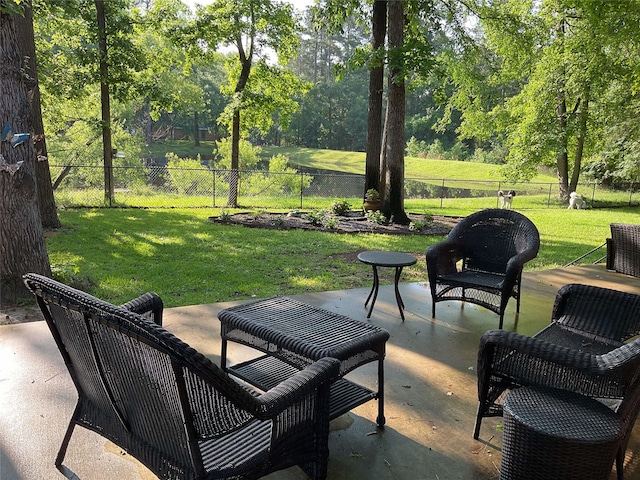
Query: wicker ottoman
xmin=500 ymin=386 xmax=623 ymax=480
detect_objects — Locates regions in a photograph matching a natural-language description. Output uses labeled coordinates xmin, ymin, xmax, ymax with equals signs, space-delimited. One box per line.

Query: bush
xmin=330 ymin=200 xmax=352 ymax=216
xmin=365 ymin=210 xmax=387 ymax=225
xmin=166 ymin=154 xmax=209 ymax=194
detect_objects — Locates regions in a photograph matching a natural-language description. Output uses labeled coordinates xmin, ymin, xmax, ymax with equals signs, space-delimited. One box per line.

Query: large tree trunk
xmin=0 ymin=11 xmax=51 ymax=306
xmin=364 ymin=0 xmax=386 ymax=198
xmin=570 ymin=85 xmax=590 ymax=193
xmin=382 ymin=0 xmax=409 ymax=224
xmin=14 ymin=1 xmax=60 ymax=229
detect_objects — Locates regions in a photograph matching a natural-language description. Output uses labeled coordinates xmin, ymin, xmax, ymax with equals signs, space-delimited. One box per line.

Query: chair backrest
xmin=448 ymin=209 xmax=540 ymax=273
xmin=553 ymin=283 xmax=640 ymax=344
xmin=609 ymin=223 xmax=640 ymax=278
xmin=23 ymin=273 xmax=257 ymax=477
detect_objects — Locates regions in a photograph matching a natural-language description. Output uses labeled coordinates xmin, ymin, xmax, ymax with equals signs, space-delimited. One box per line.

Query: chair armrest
xmin=478 ymin=330 xmax=640 ymax=398
xmin=121 ymin=292 xmax=164 ymax=325
xmin=426 ymin=240 xmax=463 ymax=277
xmin=253 ymin=357 xmax=341 ymax=419
xmin=479 ymin=329 xmax=595 ymax=370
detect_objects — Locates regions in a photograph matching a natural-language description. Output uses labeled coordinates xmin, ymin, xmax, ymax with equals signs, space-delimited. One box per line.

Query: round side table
xmin=357 ymin=250 xmax=417 ymax=321
xmin=500 ymin=386 xmax=623 ymax=480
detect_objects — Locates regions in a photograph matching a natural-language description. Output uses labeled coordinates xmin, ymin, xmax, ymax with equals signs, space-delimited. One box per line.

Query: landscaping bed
xmin=209 ymin=211 xmax=459 ymax=235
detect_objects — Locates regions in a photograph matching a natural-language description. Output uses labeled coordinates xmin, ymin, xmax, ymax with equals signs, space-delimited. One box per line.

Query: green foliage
xmin=406 ymin=136 xmax=429 ymax=158
xmin=330 ymin=200 xmax=352 ymax=216
xmin=365 ymin=210 xmax=387 ymax=225
xmin=365 ymin=189 xmax=380 ymax=201
xmin=165 ymin=154 xmax=208 ymax=194
xmin=215 ymin=137 xmax=260 ymax=170
xmin=409 ymin=220 xmax=425 ymax=231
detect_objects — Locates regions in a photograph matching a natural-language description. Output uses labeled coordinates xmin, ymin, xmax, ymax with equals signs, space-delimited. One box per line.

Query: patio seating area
xmin=2 ymin=264 xmax=640 ymax=480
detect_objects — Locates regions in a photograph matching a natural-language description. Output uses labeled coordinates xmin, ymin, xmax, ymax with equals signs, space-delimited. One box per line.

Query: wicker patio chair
xmin=426 ymin=209 xmax=540 ymax=329
xmin=474 ymin=283 xmax=640 ymax=480
xmin=607 ymin=223 xmax=640 ymax=278
xmin=23 ymin=273 xmax=340 ymax=480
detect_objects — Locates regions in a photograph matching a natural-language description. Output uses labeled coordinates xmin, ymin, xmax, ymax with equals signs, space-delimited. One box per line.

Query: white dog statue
xmin=498 ymin=190 xmax=516 ymax=209
xmin=568 ymin=192 xmax=586 ymax=209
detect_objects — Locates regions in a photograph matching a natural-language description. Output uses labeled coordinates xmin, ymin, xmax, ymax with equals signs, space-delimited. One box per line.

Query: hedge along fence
xmin=49 ymin=164 xmax=640 ymax=210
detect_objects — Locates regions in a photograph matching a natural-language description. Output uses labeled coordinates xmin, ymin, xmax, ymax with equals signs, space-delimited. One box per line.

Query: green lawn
xmin=45 ymin=206 xmax=640 ymax=308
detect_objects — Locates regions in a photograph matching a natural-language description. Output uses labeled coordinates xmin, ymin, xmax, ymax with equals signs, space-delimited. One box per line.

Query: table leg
xmin=394 ymin=266 xmax=406 ymax=321
xmin=221 ymin=338 xmax=228 ymax=370
xmin=364 ymin=265 xmax=379 ymax=318
xmin=376 ymin=356 xmax=385 ymax=427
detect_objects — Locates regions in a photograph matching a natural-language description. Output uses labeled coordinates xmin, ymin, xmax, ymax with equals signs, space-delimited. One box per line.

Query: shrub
xmin=365 ymin=210 xmax=387 ymax=225
xmin=330 ymin=200 xmax=352 ymax=216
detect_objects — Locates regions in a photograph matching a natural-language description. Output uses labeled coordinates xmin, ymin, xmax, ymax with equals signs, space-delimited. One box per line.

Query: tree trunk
xmin=194 ymin=111 xmax=200 ymax=146
xmin=14 ymin=1 xmax=60 ymax=229
xmin=226 ymin=43 xmax=252 ymax=208
xmin=0 ymin=11 xmax=51 ymax=306
xmin=555 ymin=18 xmax=569 ymax=201
xmin=570 ymin=85 xmax=590 ymax=193
xmin=382 ymin=0 xmax=409 ymax=224
xmin=227 ymin=109 xmax=240 ymax=207
xmin=364 ymin=0 xmax=386 ymax=198
xmin=96 ymin=0 xmax=113 ymax=206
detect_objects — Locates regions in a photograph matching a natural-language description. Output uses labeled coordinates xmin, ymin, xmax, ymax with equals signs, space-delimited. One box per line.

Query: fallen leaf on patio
xmin=350 ymin=452 xmax=364 ymax=458
xmin=432 ymin=425 xmax=438 ymax=431
xmin=384 ymin=459 xmax=391 ymax=467
xmin=446 ymin=391 xmax=453 ymax=396
xmin=402 ymin=384 xmax=411 ymax=388
xmin=366 ymin=431 xmax=378 ymax=436
xmin=468 ymin=366 xmax=474 ymax=370
xmin=406 ymin=401 xmax=414 ymax=406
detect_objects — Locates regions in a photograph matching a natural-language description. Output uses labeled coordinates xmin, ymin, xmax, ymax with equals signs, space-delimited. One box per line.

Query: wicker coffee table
xmin=218 ymin=296 xmax=390 ymax=427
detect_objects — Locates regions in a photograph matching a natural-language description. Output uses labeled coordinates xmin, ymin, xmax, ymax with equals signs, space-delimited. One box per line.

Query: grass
xmin=261 ymin=146 xmax=559 ymax=184
xmin=45 ymin=205 xmax=640 ymax=308
xmin=140 ymin=140 xmax=559 ymax=184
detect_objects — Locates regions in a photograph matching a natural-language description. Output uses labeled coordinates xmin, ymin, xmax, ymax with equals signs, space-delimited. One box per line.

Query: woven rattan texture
xmin=475 ymin=283 xmax=640 ymax=480
xmin=23 ymin=273 xmax=339 ymax=480
xmin=426 ymin=209 xmax=540 ymax=329
xmin=608 ymin=223 xmax=640 ymax=278
xmin=500 ymin=387 xmax=622 ymax=480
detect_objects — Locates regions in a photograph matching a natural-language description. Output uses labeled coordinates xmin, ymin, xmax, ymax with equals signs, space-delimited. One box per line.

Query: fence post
xmin=547 ymin=184 xmax=552 ymax=207
xmin=440 ymin=179 xmax=444 ymax=208
xmin=300 ymin=172 xmax=303 ymax=209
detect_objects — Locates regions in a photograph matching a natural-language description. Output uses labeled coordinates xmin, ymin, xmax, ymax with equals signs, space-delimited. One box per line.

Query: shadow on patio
xmin=1 ymin=265 xmax=639 ymax=479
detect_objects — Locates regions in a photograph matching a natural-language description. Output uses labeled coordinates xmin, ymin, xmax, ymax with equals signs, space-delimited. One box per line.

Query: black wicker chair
xmin=606 ymin=223 xmax=640 ymax=278
xmin=23 ymin=273 xmax=340 ymax=480
xmin=426 ymin=209 xmax=540 ymax=329
xmin=475 ymin=283 xmax=640 ymax=480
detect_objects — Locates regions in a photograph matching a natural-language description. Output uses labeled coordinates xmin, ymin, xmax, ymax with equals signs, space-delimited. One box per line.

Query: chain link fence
xmin=50 ymin=164 xmax=640 ymax=210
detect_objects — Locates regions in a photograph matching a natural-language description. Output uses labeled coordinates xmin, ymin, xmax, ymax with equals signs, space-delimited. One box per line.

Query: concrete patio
xmin=2 ymin=265 xmax=640 ymax=480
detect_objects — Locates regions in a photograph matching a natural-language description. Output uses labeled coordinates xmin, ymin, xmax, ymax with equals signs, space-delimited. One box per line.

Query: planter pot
xmin=363 ymin=199 xmax=381 ymax=212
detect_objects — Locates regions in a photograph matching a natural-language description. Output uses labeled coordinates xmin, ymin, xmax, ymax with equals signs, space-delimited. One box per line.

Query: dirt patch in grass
xmin=209 ymin=211 xmax=459 ymax=235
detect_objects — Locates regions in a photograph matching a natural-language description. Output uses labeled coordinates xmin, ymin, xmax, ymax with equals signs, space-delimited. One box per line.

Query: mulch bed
xmin=209 ymin=211 xmax=459 ymax=235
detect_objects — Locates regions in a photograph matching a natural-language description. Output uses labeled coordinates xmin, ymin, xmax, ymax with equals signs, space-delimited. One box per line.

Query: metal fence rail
xmin=49 ymin=164 xmax=640 ymax=210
